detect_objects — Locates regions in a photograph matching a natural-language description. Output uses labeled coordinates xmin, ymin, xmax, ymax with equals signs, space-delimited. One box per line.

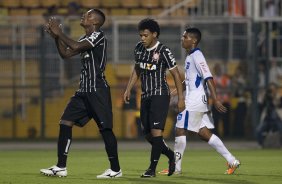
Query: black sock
xmin=146 ymin=136 xmax=173 ymax=159
xmin=149 ymin=136 xmax=163 ymax=171
xmin=57 ymin=124 xmax=72 ymax=168
xmin=161 ymin=139 xmax=174 ymax=160
xmin=100 ymin=129 xmax=120 ymax=172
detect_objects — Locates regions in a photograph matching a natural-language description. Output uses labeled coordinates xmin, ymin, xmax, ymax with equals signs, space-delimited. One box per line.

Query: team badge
xmin=152 ymin=52 xmax=160 ymax=62
xmin=177 ymin=113 xmax=182 ymax=121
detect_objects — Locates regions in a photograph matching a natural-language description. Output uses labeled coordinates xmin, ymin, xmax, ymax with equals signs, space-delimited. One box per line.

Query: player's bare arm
xmin=47 ymin=17 xmax=93 ymax=54
xmin=206 ymin=79 xmax=227 ymax=113
xmin=54 ymin=39 xmax=80 ymax=59
xmin=124 ymin=65 xmax=140 ymax=104
xmin=169 ymin=67 xmax=185 ymax=112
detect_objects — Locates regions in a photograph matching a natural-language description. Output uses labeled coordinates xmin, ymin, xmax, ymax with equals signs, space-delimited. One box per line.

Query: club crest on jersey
xmin=177 ymin=113 xmax=182 ymax=120
xmin=140 ymin=62 xmax=157 ymax=70
xmin=152 ymin=52 xmax=160 ymax=63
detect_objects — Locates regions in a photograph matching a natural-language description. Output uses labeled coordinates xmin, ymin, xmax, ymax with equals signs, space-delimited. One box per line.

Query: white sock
xmin=174 ymin=136 xmax=186 ymax=172
xmin=208 ymin=134 xmax=235 ymax=164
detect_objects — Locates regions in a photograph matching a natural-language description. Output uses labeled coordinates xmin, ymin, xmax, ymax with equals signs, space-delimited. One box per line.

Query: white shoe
xmin=40 ymin=165 xmax=67 ymax=177
xmin=97 ymin=169 xmax=122 ymax=178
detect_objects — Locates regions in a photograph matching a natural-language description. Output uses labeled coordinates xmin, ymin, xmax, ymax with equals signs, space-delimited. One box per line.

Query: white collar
xmin=146 ymin=41 xmax=160 ymax=51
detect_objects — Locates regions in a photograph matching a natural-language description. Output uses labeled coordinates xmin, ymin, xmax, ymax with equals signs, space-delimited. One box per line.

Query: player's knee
xmin=198 ymin=127 xmax=211 ymax=142
xmin=60 ymin=120 xmax=74 ymax=127
xmin=175 ymin=127 xmax=186 ymax=136
xmin=145 ymin=134 xmax=152 ymax=143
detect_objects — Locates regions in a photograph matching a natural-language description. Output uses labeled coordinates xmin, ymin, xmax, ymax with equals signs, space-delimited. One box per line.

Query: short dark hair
xmin=185 ymin=27 xmax=201 ymax=44
xmin=91 ymin=9 xmax=105 ymax=26
xmin=138 ymin=18 xmax=160 ymax=37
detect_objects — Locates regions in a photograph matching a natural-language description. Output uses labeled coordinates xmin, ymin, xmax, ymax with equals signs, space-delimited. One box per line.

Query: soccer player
xmin=160 ymin=27 xmax=240 ymax=175
xmin=124 ymin=18 xmax=185 ymax=177
xmin=40 ymin=9 xmax=122 ymax=178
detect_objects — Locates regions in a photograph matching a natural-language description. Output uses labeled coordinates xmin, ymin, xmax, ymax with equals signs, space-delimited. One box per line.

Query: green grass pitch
xmin=0 ymin=149 xmax=281 ymax=184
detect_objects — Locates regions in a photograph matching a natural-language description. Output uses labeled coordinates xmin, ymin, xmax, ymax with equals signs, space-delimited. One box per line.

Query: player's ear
xmin=192 ymin=38 xmax=197 ymax=44
xmin=153 ymin=32 xmax=158 ymax=38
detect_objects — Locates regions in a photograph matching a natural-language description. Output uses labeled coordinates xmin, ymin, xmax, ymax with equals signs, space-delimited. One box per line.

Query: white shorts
xmin=175 ymin=110 xmax=214 ymax=133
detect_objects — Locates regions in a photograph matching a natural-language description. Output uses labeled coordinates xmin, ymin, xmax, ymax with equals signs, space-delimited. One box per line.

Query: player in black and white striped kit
xmin=40 ymin=9 xmax=122 ymax=178
xmin=124 ymin=18 xmax=185 ymax=177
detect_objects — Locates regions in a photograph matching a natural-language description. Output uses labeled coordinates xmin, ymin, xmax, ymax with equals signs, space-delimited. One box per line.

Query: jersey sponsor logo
xmin=186 ymin=62 xmax=190 ymax=69
xmin=199 ymin=62 xmax=208 ymax=73
xmin=88 ymin=32 xmax=100 ymax=42
xmin=140 ymin=62 xmax=157 ymax=70
xmin=165 ymin=48 xmax=176 ymax=65
xmin=152 ymin=52 xmax=160 ymax=63
xmin=177 ymin=113 xmax=182 ymax=121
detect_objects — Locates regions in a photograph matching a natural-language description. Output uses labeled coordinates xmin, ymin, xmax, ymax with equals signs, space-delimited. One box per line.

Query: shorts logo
xmin=177 ymin=114 xmax=182 ymax=121
xmin=153 ymin=122 xmax=160 ymax=126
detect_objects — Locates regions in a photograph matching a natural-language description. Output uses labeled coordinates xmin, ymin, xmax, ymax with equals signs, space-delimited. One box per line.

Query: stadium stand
xmin=21 ymin=0 xmax=41 ymax=8
xmin=140 ymin=0 xmax=160 ymax=8
xmin=0 ymin=0 xmax=200 ymax=16
xmin=40 ymin=0 xmax=60 ymax=8
xmin=120 ymin=0 xmax=140 ymax=8
xmin=80 ymin=0 xmax=100 ymax=8
xmin=2 ymin=0 xmax=21 ymax=8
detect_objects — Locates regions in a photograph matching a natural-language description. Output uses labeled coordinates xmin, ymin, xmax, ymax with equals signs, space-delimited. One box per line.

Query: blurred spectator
xmin=258 ymin=62 xmax=267 ymax=90
xmin=263 ymin=0 xmax=277 ymax=17
xmin=212 ymin=63 xmax=231 ymax=137
xmin=231 ymin=63 xmax=248 ymax=137
xmin=268 ymin=59 xmax=282 ymax=87
xmin=256 ymin=83 xmax=282 ymax=147
xmin=262 ymin=0 xmax=279 ymax=56
xmin=258 ymin=62 xmax=267 ymax=111
xmin=228 ymin=0 xmax=245 ymax=16
xmin=66 ymin=2 xmax=81 ymax=17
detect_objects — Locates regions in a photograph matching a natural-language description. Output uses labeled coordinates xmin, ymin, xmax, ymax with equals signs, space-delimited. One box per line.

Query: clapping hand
xmin=44 ymin=17 xmax=62 ymax=38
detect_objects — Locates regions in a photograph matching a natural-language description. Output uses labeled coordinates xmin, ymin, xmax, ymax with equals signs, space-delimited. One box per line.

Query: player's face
xmin=181 ymin=31 xmax=193 ymax=50
xmin=80 ymin=10 xmax=96 ymax=27
xmin=139 ymin=29 xmax=157 ymax=48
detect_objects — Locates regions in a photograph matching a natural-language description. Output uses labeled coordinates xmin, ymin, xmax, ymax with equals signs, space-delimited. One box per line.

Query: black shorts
xmin=61 ymin=88 xmax=113 ymax=130
xmin=140 ymin=95 xmax=170 ymax=135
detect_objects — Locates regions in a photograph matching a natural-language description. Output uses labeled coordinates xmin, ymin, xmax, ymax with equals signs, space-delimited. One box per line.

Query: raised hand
xmin=46 ymin=17 xmax=62 ymax=37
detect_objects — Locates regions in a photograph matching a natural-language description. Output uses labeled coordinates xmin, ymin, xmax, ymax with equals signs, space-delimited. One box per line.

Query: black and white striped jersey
xmin=134 ymin=41 xmax=177 ymax=98
xmin=77 ymin=30 xmax=108 ymax=92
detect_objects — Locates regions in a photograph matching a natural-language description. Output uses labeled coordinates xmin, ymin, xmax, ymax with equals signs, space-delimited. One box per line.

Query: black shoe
xmin=141 ymin=169 xmax=156 ymax=178
xmin=168 ymin=153 xmax=176 ymax=176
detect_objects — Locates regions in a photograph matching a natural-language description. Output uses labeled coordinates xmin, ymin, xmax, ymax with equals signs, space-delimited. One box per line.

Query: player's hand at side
xmin=123 ymin=90 xmax=131 ymax=104
xmin=177 ymin=96 xmax=185 ymax=112
xmin=214 ymin=100 xmax=227 ymax=113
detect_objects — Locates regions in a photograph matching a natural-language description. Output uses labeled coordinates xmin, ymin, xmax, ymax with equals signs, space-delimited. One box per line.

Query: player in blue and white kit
xmin=160 ymin=27 xmax=240 ymax=175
